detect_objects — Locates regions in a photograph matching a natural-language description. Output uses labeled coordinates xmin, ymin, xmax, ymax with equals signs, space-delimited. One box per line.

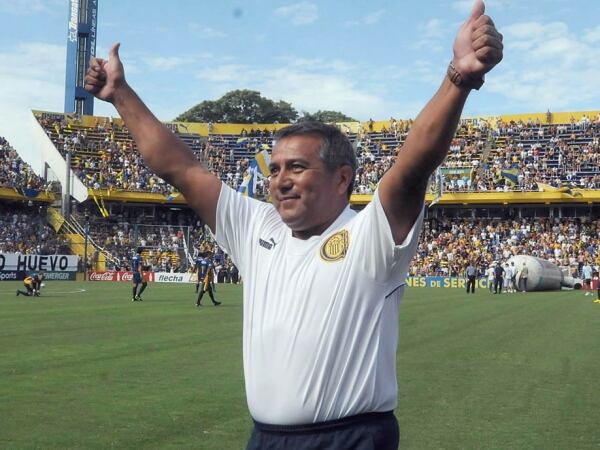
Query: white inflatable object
xmin=508 ymin=255 xmax=583 ymax=292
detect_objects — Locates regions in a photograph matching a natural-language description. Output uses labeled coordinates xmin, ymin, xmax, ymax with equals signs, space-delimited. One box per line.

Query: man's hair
xmin=274 ymin=121 xmax=357 ymax=197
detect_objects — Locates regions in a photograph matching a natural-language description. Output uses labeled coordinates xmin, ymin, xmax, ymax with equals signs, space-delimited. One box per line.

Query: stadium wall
xmin=0 ymin=187 xmax=54 ymax=203
xmin=34 ymin=109 xmax=599 ymax=137
xmin=85 ymin=188 xmax=600 ymax=207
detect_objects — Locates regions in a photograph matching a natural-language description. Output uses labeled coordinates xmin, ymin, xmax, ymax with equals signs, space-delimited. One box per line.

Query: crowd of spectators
xmin=357 ymin=115 xmax=600 ymax=193
xmin=411 ymin=216 xmax=599 ymax=279
xmin=35 ymin=111 xmax=600 ymax=197
xmin=37 ymin=114 xmax=178 ymax=194
xmin=72 ymin=205 xmax=233 ymax=272
xmin=0 ymin=136 xmax=48 ymax=190
xmin=3 ymin=112 xmax=596 ymax=278
xmin=1 ymin=200 xmax=597 ymax=281
xmin=0 ymin=204 xmax=71 ymax=255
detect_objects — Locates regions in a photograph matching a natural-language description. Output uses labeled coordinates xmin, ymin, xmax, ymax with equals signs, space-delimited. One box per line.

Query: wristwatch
xmin=447 ymin=61 xmax=485 ymax=90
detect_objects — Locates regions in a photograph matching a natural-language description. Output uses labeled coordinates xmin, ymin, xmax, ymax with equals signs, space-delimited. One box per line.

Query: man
xmin=217 ymin=265 xmax=230 ymax=283
xmin=519 ymin=261 xmax=529 ymax=292
xmin=131 ymin=247 xmax=148 ymax=301
xmin=594 ymin=270 xmax=600 ymax=304
xmin=582 ymin=261 xmax=593 ymax=296
xmin=16 ymin=272 xmax=44 ymax=297
xmin=465 ymin=261 xmax=477 ymax=294
xmin=494 ymin=262 xmax=505 ymax=295
xmin=194 ymin=250 xmax=206 ymax=294
xmin=229 ymin=264 xmax=240 ymax=284
xmin=509 ymin=261 xmax=517 ymax=293
xmin=486 ymin=262 xmax=496 ymax=293
xmin=85 ymin=1 xmax=502 ymax=447
xmin=196 ymin=251 xmax=221 ymax=307
xmin=502 ymin=262 xmax=512 ymax=293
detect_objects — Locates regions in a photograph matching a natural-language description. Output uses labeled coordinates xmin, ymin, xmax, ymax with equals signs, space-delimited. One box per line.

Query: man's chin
xmin=280 ymin=213 xmax=301 ymax=228
xmin=278 ymin=210 xmax=308 ymax=231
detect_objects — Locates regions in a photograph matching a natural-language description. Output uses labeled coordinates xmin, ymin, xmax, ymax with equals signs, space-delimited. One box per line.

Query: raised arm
xmin=84 ymin=44 xmax=221 ymax=231
xmin=378 ymin=0 xmax=503 ymax=244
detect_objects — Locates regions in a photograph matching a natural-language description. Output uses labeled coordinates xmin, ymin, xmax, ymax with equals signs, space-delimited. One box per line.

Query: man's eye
xmin=291 ymin=164 xmax=305 ymax=172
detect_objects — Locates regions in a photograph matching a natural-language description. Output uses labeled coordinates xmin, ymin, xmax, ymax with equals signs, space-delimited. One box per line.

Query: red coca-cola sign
xmin=119 ymin=271 xmax=133 ymax=282
xmin=88 ymin=271 xmax=117 ymax=281
xmin=88 ymin=271 xmax=155 ymax=282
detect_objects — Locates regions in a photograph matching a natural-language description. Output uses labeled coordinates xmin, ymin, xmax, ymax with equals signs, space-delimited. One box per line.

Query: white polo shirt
xmin=214 ymin=184 xmax=423 ymax=425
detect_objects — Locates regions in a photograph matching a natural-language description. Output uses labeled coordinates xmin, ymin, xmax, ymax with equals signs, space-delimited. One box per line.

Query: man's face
xmin=269 ymin=134 xmax=347 ymax=238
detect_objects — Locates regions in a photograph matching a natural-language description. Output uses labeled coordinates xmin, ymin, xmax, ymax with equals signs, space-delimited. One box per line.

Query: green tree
xmin=175 ymin=90 xmax=298 ymax=123
xmin=298 ymin=110 xmax=357 ymax=123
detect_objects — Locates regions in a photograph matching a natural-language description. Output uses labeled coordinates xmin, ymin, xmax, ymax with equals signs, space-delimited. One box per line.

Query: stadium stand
xmin=411 ymin=216 xmax=599 ymax=278
xmin=0 ymin=136 xmax=67 ymax=256
xmin=1 ymin=136 xmax=48 ymax=190
xmin=0 ymin=203 xmax=71 ymax=255
xmin=2 ymin=110 xmax=596 ymax=277
xmin=33 ymin=111 xmax=600 ymax=197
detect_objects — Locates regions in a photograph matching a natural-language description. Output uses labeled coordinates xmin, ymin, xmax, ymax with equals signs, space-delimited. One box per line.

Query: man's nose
xmin=276 ymin=170 xmax=293 ymax=191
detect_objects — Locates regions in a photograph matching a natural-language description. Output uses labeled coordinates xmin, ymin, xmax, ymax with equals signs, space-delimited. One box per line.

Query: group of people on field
xmin=464 ymin=260 xmax=528 ymax=294
xmin=486 ymin=260 xmax=527 ymax=294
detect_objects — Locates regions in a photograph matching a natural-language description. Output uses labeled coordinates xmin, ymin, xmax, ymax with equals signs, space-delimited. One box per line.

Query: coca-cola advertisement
xmin=119 ymin=271 xmax=133 ymax=282
xmin=88 ymin=271 xmax=117 ymax=282
xmin=88 ymin=271 xmax=155 ymax=282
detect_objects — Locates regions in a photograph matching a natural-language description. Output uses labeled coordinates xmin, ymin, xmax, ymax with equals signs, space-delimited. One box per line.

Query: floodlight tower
xmin=64 ymin=0 xmax=98 ymax=116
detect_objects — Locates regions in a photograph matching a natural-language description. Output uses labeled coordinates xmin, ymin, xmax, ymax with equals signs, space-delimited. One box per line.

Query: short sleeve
xmin=350 ymin=188 xmax=424 ymax=283
xmin=213 ymin=183 xmax=273 ymax=275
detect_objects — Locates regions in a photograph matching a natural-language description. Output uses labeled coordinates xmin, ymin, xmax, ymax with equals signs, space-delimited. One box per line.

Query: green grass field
xmin=1 ymin=281 xmax=599 ymax=449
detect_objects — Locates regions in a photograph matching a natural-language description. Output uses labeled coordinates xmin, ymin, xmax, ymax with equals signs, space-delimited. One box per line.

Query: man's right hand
xmin=85 ymin=43 xmax=126 ymax=103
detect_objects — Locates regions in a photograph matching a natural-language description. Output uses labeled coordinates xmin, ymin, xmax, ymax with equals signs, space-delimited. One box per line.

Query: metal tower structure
xmin=64 ymin=0 xmax=98 ymax=116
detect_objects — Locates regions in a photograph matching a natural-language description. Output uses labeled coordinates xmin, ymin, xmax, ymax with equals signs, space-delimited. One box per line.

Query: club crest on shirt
xmin=320 ymin=230 xmax=350 ymax=262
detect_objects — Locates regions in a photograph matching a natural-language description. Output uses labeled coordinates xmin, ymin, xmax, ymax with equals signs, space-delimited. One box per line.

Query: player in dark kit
xmin=16 ymin=273 xmax=44 ymax=297
xmin=131 ymin=247 xmax=148 ymax=301
xmin=194 ymin=251 xmax=205 ymax=294
xmin=196 ymin=252 xmax=221 ymax=307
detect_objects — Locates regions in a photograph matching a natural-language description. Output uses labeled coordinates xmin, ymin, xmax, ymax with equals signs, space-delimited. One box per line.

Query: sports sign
xmin=0 ymin=253 xmax=79 ymax=272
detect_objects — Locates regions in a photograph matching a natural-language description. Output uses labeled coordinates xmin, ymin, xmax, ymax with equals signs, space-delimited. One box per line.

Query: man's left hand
xmin=452 ymin=0 xmax=503 ymax=81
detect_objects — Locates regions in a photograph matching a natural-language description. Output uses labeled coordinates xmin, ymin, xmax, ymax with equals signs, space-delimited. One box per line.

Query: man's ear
xmin=336 ymin=165 xmax=353 ymax=196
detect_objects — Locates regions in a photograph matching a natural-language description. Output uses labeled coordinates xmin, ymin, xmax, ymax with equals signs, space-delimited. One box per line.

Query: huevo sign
xmin=0 ymin=254 xmax=78 ymax=272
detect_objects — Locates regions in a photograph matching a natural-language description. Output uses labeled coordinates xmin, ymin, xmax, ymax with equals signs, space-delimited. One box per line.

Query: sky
xmin=1 ymin=0 xmax=599 ymax=172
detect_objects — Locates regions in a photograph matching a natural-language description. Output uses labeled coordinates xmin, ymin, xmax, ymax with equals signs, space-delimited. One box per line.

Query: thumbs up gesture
xmin=451 ymin=0 xmax=503 ymax=88
xmin=85 ymin=43 xmax=126 ymax=103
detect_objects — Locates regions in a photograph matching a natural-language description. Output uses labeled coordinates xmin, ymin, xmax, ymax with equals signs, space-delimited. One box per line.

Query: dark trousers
xmin=466 ymin=276 xmax=476 ymax=293
xmin=246 ymin=411 xmax=399 ymax=450
xmin=494 ymin=278 xmax=503 ymax=294
xmin=197 ymin=285 xmax=217 ymax=305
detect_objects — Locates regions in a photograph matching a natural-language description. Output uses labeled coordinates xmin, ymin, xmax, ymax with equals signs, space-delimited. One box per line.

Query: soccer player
xmin=16 ymin=273 xmax=44 ymax=297
xmin=194 ymin=250 xmax=205 ymax=294
xmin=593 ymin=270 xmax=600 ymax=304
xmin=195 ymin=251 xmax=221 ymax=307
xmin=85 ymin=1 xmax=502 ymax=447
xmin=131 ymin=247 xmax=148 ymax=301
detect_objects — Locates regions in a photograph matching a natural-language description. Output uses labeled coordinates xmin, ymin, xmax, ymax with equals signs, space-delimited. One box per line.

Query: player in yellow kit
xmin=16 ymin=273 xmax=44 ymax=297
